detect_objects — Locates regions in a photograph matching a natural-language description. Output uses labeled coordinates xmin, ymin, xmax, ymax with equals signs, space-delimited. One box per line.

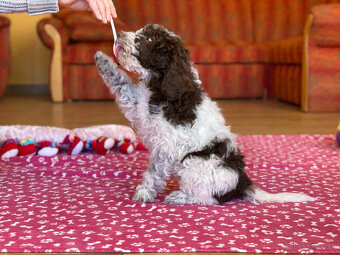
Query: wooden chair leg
xmin=44 ymin=24 xmax=63 ymax=103
xmin=301 ymin=13 xmax=314 ymax=112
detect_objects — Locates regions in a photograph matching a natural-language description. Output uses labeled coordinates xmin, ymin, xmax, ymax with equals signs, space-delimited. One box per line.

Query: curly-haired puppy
xmin=95 ymin=24 xmax=315 ymax=205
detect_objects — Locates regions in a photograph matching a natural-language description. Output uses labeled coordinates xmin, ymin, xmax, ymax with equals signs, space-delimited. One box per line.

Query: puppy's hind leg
xmin=95 ymin=51 xmax=138 ymax=122
xmin=164 ymin=190 xmax=219 ymax=206
xmin=164 ymin=157 xmax=238 ymax=206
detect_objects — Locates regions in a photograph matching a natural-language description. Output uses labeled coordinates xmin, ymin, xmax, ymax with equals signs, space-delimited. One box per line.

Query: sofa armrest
xmin=0 ymin=16 xmax=10 ymax=28
xmin=301 ymin=4 xmax=340 ymax=112
xmin=37 ymin=17 xmax=69 ymax=49
xmin=37 ymin=17 xmax=67 ymax=102
xmin=309 ymin=3 xmax=340 ymax=46
xmin=0 ymin=16 xmax=10 ymax=98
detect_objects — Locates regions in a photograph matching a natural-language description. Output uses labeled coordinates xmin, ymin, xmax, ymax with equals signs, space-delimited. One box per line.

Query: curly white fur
xmin=95 ymin=25 xmax=315 ymax=205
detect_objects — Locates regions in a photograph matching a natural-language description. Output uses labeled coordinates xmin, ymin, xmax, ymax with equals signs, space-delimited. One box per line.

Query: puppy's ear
xmin=160 ymin=50 xmax=196 ymax=101
xmin=159 ymin=46 xmax=203 ymax=126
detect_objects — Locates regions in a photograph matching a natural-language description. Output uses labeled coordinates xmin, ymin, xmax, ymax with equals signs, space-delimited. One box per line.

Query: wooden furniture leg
xmin=44 ymin=24 xmax=63 ymax=103
xmin=301 ymin=13 xmax=314 ymax=112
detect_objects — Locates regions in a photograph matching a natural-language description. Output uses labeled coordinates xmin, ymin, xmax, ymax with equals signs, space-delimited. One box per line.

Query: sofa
xmin=37 ymin=0 xmax=340 ymax=112
xmin=0 ymin=15 xmax=10 ymax=99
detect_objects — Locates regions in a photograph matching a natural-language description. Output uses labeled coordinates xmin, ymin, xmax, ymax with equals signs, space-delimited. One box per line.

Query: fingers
xmin=99 ymin=0 xmax=117 ymax=22
xmin=87 ymin=0 xmax=102 ymax=21
xmin=59 ymin=0 xmax=117 ymax=21
xmin=108 ymin=0 xmax=117 ymax=19
xmin=102 ymin=0 xmax=111 ymax=22
xmin=96 ymin=0 xmax=107 ymax=23
xmin=87 ymin=0 xmax=117 ymax=23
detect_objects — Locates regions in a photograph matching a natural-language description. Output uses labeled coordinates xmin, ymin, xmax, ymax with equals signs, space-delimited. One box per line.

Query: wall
xmin=3 ymin=13 xmax=51 ymax=86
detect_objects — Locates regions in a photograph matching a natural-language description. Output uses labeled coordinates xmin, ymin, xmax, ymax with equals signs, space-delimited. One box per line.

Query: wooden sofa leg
xmin=301 ymin=13 xmax=314 ymax=112
xmin=44 ymin=24 xmax=63 ymax=103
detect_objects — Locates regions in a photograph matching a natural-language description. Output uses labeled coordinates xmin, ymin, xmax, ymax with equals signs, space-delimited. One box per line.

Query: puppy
xmin=95 ymin=24 xmax=315 ymax=205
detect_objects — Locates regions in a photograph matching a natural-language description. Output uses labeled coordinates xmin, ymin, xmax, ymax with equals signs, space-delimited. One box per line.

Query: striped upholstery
xmin=114 ymin=0 xmax=253 ymax=44
xmin=0 ymin=16 xmax=10 ymax=98
xmin=252 ymin=0 xmax=307 ymax=42
xmin=187 ymin=43 xmax=267 ymax=64
xmin=265 ymin=37 xmax=303 ymax=105
xmin=67 ymin=42 xmax=113 ymax=64
xmin=68 ymin=65 xmax=115 ymax=100
xmin=268 ymin=65 xmax=302 ymax=105
xmin=251 ymin=0 xmax=340 ymax=106
xmin=266 ymin=37 xmax=303 ymax=64
xmin=252 ymin=0 xmax=340 ymax=42
xmin=66 ymin=42 xmax=268 ymax=65
xmin=54 ymin=9 xmax=129 ymax=42
xmin=196 ymin=64 xmax=266 ymax=99
xmin=37 ymin=0 xmax=340 ymax=108
xmin=306 ymin=4 xmax=340 ymax=111
xmin=310 ymin=3 xmax=340 ymax=46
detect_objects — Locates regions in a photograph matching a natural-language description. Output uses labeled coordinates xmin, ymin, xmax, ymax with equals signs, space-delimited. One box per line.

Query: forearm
xmin=0 ymin=0 xmax=58 ymax=15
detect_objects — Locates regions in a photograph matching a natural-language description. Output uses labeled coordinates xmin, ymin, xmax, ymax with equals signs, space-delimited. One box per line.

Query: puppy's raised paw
xmin=94 ymin=51 xmax=118 ymax=77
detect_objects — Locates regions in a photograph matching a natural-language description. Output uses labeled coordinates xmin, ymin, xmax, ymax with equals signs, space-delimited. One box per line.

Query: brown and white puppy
xmin=95 ymin=24 xmax=315 ymax=205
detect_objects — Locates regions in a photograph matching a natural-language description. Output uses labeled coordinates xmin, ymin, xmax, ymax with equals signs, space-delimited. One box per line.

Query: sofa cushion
xmin=187 ymin=42 xmax=268 ymax=64
xmin=266 ymin=37 xmax=303 ymax=64
xmin=251 ymin=0 xmax=340 ymax=43
xmin=56 ymin=0 xmax=254 ymax=44
xmin=251 ymin=0 xmax=307 ymax=42
xmin=54 ymin=9 xmax=128 ymax=42
xmin=67 ymin=65 xmax=115 ymax=100
xmin=109 ymin=0 xmax=254 ymax=44
xmin=0 ymin=16 xmax=10 ymax=98
xmin=67 ymin=42 xmax=113 ymax=64
xmin=0 ymin=16 xmax=10 ymax=27
xmin=196 ymin=64 xmax=266 ymax=98
xmin=310 ymin=4 xmax=340 ymax=46
xmin=67 ymin=41 xmax=268 ymax=65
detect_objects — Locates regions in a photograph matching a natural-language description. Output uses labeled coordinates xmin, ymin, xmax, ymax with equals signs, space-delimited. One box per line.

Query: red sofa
xmin=0 ymin=15 xmax=10 ymax=98
xmin=37 ymin=0 xmax=340 ymax=112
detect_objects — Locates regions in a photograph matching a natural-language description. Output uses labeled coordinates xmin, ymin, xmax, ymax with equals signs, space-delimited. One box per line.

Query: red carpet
xmin=0 ymin=135 xmax=339 ymax=253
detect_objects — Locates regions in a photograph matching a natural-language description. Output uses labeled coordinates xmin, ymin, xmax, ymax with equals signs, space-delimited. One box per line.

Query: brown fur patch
xmin=182 ymin=139 xmax=253 ymax=203
xmin=134 ymin=25 xmax=203 ymax=126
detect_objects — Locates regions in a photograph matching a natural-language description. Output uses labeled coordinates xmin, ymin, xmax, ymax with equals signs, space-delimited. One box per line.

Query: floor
xmin=1 ymin=96 xmax=339 ymax=255
xmin=0 ymin=95 xmax=339 ymax=135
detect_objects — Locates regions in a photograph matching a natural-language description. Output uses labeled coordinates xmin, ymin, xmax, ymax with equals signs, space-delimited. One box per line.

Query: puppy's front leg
xmin=132 ymin=162 xmax=166 ymax=203
xmin=95 ymin=51 xmax=138 ymax=122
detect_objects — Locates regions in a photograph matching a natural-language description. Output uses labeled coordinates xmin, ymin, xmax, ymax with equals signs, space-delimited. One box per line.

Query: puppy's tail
xmin=246 ymin=186 xmax=316 ymax=203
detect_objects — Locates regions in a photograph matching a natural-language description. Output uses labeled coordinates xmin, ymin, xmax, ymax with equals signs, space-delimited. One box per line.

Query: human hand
xmin=59 ymin=0 xmax=117 ymax=23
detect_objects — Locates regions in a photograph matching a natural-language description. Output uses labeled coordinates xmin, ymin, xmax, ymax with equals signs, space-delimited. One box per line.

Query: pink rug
xmin=0 ymin=135 xmax=339 ymax=253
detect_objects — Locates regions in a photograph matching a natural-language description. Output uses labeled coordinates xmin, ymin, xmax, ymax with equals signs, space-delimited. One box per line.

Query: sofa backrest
xmin=114 ymin=0 xmax=254 ymax=44
xmin=252 ymin=0 xmax=340 ymax=42
xmin=53 ymin=0 xmax=340 ymax=44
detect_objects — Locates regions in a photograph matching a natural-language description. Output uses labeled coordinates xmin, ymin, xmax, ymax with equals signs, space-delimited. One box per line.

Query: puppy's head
xmin=115 ymin=24 xmax=202 ymax=125
xmin=115 ymin=24 xmax=199 ymax=99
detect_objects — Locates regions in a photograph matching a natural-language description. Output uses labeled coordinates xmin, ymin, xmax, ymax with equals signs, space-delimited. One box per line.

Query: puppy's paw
xmin=94 ymin=51 xmax=118 ymax=77
xmin=164 ymin=190 xmax=189 ymax=205
xmin=132 ymin=186 xmax=155 ymax=204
